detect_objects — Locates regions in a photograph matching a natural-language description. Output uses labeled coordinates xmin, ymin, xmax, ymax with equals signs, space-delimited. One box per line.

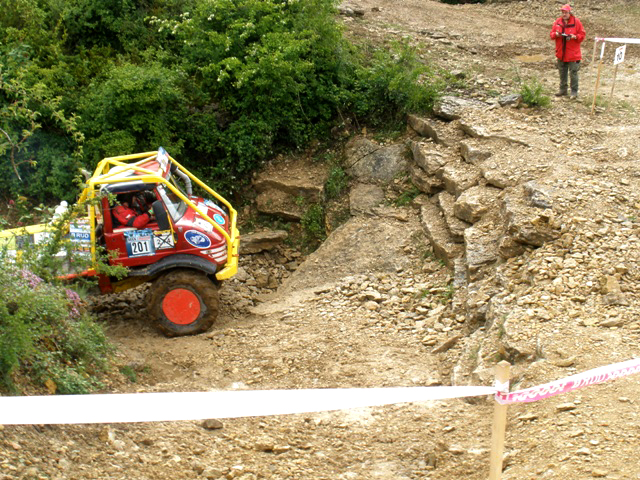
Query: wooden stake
xmin=607 ymin=64 xmax=619 ymax=113
xmin=488 ymin=361 xmax=511 ymax=480
xmin=591 ymin=58 xmax=604 ymax=115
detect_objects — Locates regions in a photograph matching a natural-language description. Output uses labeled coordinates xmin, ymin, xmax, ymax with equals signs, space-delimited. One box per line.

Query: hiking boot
xmin=555 ymin=91 xmax=567 ymax=97
xmin=570 ymin=93 xmax=578 ymax=100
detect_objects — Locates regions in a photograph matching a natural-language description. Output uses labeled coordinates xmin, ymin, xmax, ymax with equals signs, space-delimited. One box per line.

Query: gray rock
xmin=349 ymin=183 xmax=385 ymax=215
xmin=523 ymin=181 xmax=554 ymax=209
xmin=459 ymin=140 xmax=492 ymax=165
xmin=253 ymin=174 xmax=324 ymax=203
xmin=433 ymin=96 xmax=488 ymax=121
xmin=498 ymin=94 xmax=522 ymax=107
xmin=241 ymin=230 xmax=288 ymax=254
xmin=409 ymin=163 xmax=444 ymax=195
xmin=338 ymin=5 xmax=365 ymax=16
xmin=502 ymin=193 xmax=561 ymax=247
xmin=420 ymin=202 xmax=464 ymax=268
xmin=411 ymin=141 xmax=449 ymax=175
xmin=481 ymin=162 xmax=516 ymax=189
xmin=201 ymin=419 xmax=224 ymax=430
xmin=345 ymin=137 xmax=408 ymax=183
xmin=454 ymin=185 xmax=501 ymax=224
xmin=256 ymin=190 xmax=305 ymax=220
xmin=436 ymin=191 xmax=470 ymax=242
xmin=464 ymin=218 xmax=502 ymax=275
xmin=407 ymin=114 xmax=448 ymax=145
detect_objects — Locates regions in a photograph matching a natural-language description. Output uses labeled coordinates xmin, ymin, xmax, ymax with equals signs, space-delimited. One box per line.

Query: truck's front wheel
xmin=148 ymin=269 xmax=219 ymax=337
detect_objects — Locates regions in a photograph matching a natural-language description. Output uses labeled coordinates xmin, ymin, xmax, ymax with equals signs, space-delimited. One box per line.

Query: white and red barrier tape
xmin=595 ymin=37 xmax=640 ymax=44
xmin=1 ymin=358 xmax=638 ymax=425
xmin=496 ymin=357 xmax=640 ymax=405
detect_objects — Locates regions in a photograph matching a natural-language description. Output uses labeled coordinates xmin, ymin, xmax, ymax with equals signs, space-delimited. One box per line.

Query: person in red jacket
xmin=113 ymin=193 xmax=153 ymax=229
xmin=550 ymin=4 xmax=586 ymax=99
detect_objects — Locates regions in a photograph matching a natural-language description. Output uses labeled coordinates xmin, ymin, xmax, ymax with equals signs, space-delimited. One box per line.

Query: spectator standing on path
xmin=550 ymin=4 xmax=586 ymax=100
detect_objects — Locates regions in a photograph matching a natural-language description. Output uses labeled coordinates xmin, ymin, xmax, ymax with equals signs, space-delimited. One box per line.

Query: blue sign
xmin=184 ymin=230 xmax=212 ymax=249
xmin=213 ymin=214 xmax=226 ymax=225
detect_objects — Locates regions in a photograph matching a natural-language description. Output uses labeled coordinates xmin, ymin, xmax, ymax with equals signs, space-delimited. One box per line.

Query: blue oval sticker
xmin=184 ymin=230 xmax=212 ymax=249
xmin=213 ymin=214 xmax=226 ymax=225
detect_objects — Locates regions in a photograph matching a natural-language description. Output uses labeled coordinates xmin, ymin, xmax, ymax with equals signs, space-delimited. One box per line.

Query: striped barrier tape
xmin=1 ymin=358 xmax=638 ymax=425
xmin=496 ymin=357 xmax=640 ymax=405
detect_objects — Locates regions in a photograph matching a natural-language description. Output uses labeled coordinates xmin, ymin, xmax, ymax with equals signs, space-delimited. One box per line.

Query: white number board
xmin=614 ymin=45 xmax=626 ymax=65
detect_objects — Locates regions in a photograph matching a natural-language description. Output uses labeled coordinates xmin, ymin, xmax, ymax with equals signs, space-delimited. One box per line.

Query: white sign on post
xmin=614 ymin=45 xmax=626 ymax=65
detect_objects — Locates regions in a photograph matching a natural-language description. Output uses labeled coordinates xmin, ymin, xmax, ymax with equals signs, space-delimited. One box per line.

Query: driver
xmin=113 ymin=193 xmax=153 ymax=229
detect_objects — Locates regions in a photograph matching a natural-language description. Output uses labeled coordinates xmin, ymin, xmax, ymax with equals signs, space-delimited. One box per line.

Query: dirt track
xmin=2 ymin=1 xmax=640 ymax=479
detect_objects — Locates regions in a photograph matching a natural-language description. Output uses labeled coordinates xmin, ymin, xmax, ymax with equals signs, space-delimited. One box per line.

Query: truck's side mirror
xmin=152 ymin=200 xmax=170 ymax=230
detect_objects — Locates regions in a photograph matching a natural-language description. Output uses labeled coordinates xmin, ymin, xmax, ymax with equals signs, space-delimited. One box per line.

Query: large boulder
xmin=345 ymin=137 xmax=408 ymax=183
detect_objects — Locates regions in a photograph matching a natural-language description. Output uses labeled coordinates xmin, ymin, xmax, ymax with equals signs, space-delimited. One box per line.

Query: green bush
xmin=325 ymin=165 xmax=349 ymax=200
xmin=301 ymin=203 xmax=326 ymax=246
xmin=0 ymin=201 xmax=124 ymax=394
xmin=78 ymin=62 xmax=187 ymax=164
xmin=0 ymin=265 xmax=113 ymax=394
xmin=350 ymin=41 xmax=444 ymax=127
xmin=1 ymin=0 xmax=452 ymax=200
xmin=520 ymin=78 xmax=551 ymax=108
xmin=394 ymin=184 xmax=421 ymax=206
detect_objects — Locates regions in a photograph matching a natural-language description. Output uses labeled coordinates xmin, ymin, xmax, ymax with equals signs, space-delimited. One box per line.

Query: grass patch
xmin=394 ymin=184 xmax=421 ymax=207
xmin=519 ymin=78 xmax=551 ymax=107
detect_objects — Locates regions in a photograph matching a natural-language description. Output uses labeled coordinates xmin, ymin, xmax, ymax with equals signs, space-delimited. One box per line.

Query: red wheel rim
xmin=162 ymin=288 xmax=201 ymax=325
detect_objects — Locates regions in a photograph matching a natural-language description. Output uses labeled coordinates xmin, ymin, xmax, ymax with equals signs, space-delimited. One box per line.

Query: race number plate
xmin=124 ymin=229 xmax=156 ymax=257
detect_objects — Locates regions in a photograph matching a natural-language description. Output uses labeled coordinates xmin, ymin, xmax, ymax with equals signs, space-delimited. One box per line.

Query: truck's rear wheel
xmin=148 ymin=269 xmax=219 ymax=337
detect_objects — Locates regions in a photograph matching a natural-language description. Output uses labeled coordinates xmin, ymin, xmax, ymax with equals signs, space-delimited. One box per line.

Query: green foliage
xmin=350 ymin=41 xmax=444 ymax=126
xmin=0 ymin=55 xmax=84 ymax=201
xmin=0 ymin=265 xmax=113 ymax=394
xmin=325 ymin=165 xmax=349 ymax=200
xmin=300 ymin=203 xmax=326 ymax=246
xmin=120 ymin=365 xmax=137 ymax=383
xmin=78 ymin=62 xmax=187 ymax=163
xmin=1 ymin=0 xmax=453 ymax=200
xmin=0 ymin=199 xmax=124 ymax=394
xmin=519 ymin=78 xmax=551 ymax=108
xmin=394 ymin=184 xmax=421 ymax=206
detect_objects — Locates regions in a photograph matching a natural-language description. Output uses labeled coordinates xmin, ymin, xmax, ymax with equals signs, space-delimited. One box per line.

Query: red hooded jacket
xmin=550 ymin=14 xmax=586 ymax=62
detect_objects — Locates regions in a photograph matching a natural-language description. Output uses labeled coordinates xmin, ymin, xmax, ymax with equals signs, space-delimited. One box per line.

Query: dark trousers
xmin=557 ymin=59 xmax=580 ymax=94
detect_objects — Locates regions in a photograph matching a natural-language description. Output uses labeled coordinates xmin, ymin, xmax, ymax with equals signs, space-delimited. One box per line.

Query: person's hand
xmin=570 ymin=34 xmax=576 ymax=40
xmin=555 ymin=31 xmax=560 ymax=37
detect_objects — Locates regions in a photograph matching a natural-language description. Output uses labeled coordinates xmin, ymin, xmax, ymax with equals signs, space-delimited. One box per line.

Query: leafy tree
xmin=78 ymin=62 xmax=186 ymax=163
xmin=0 ymin=54 xmax=84 ymax=201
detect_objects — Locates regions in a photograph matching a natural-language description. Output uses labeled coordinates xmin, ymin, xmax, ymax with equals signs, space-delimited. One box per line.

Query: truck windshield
xmin=157 ymin=185 xmax=188 ymax=222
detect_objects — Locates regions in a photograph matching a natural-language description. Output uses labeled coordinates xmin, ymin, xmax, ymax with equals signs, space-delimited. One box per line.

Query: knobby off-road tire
xmin=148 ymin=269 xmax=219 ymax=337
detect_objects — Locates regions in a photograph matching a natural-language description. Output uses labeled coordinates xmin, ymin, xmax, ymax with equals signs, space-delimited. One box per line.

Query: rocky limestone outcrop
xmin=253 ymin=157 xmax=328 ymax=220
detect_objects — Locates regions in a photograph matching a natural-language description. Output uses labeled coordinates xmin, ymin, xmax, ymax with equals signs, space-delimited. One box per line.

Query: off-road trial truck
xmin=0 ymin=148 xmax=240 ymax=336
